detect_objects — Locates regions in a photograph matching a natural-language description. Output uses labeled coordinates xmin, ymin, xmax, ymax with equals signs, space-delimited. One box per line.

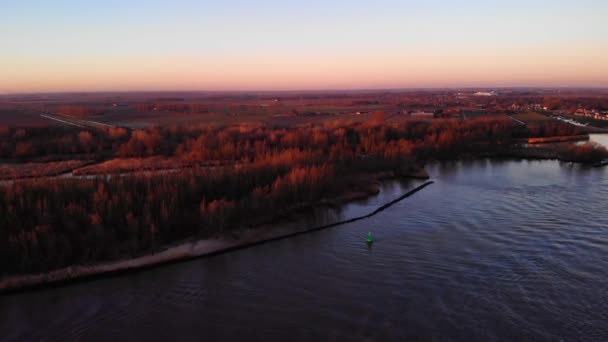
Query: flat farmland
xmin=0 ymin=110 xmax=63 ymax=127
xmin=511 ymin=112 xmax=554 ymax=123
xmin=91 ymin=109 xmax=392 ymax=128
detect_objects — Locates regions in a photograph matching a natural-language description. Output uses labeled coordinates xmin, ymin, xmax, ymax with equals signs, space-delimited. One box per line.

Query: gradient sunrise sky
xmin=1 ymin=0 xmax=607 ymax=93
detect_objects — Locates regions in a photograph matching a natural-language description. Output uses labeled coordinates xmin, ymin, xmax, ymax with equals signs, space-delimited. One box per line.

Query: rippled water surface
xmin=1 ymin=159 xmax=608 ymax=341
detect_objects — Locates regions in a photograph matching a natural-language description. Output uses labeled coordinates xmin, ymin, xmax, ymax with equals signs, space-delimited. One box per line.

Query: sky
xmin=1 ymin=0 xmax=608 ymax=93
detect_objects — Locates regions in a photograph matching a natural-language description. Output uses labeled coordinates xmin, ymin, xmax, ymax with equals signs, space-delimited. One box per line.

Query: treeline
xmin=0 ymin=117 xmax=582 ymax=161
xmin=0 ymin=117 xmax=601 ymax=276
xmin=133 ymin=103 xmax=272 ymax=114
xmin=0 ymin=151 xmax=396 ymax=276
xmin=134 ymin=103 xmax=210 ymax=113
xmin=557 ymin=142 xmax=608 ymax=163
xmin=0 ymin=126 xmax=130 ymax=160
xmin=526 ymin=121 xmax=584 ymax=138
xmin=57 ymin=105 xmax=98 ymax=117
xmin=543 ymin=97 xmax=608 ymax=111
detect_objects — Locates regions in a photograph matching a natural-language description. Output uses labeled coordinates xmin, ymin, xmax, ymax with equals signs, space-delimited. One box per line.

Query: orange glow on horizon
xmin=2 ymin=44 xmax=607 ymax=93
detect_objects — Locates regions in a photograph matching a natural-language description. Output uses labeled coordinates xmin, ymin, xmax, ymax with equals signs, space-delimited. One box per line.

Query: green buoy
xmin=366 ymin=232 xmax=375 ymax=244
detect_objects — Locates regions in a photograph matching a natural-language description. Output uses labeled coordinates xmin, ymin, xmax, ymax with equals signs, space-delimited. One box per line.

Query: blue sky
xmin=1 ymin=0 xmax=607 ymax=92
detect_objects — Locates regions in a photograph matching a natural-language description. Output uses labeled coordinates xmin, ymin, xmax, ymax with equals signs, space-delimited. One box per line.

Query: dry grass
xmin=0 ymin=160 xmax=90 ymax=180
xmin=72 ymin=156 xmax=193 ymax=175
xmin=511 ymin=112 xmax=553 ymax=123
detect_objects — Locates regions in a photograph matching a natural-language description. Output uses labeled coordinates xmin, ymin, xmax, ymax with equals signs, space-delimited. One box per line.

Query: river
xmin=1 ymin=158 xmax=608 ymax=341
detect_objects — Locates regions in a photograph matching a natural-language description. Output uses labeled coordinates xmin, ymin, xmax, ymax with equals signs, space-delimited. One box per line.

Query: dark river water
xmin=1 ymin=158 xmax=608 ymax=341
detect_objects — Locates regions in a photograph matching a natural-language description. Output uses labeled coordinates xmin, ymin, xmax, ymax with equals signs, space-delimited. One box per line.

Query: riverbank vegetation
xmin=0 ymin=116 xmax=586 ymax=161
xmin=557 ymin=142 xmax=608 ymax=163
xmin=1 ymin=116 xmax=607 ymax=277
xmin=0 ymin=160 xmax=91 ymax=180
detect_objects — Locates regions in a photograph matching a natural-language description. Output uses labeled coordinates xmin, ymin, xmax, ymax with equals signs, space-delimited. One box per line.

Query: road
xmin=39 ymin=111 xmax=118 ymax=129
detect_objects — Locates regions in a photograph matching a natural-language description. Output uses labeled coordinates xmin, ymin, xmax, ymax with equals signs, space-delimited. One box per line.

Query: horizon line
xmin=4 ymin=85 xmax=608 ymax=96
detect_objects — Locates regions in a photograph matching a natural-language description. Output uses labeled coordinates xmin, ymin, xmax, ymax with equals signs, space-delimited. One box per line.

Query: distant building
xmin=473 ymin=91 xmax=496 ymax=97
xmin=531 ymin=103 xmax=543 ymax=110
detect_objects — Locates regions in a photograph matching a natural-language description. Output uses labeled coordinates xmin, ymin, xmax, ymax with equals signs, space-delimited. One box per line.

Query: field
xmin=71 ymin=156 xmax=223 ymax=175
xmin=0 ymin=109 xmax=63 ymax=127
xmin=0 ymin=90 xmax=488 ymax=129
xmin=4 ymin=90 xmax=607 ymax=130
xmin=510 ymin=112 xmax=553 ymax=123
xmin=95 ymin=110 xmax=380 ymax=128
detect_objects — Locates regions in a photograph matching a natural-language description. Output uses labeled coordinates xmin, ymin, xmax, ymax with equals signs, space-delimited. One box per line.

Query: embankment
xmin=527 ymin=135 xmax=589 ymax=144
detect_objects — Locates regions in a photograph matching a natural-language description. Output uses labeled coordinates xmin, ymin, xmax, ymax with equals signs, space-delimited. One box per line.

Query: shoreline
xmin=0 ymin=175 xmax=433 ymax=294
xmin=440 ymin=146 xmax=608 ymax=165
xmin=2 ymin=136 xmax=605 ymax=184
xmin=2 ymin=149 xmax=605 ymax=293
xmin=526 ymin=134 xmax=589 ymax=144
